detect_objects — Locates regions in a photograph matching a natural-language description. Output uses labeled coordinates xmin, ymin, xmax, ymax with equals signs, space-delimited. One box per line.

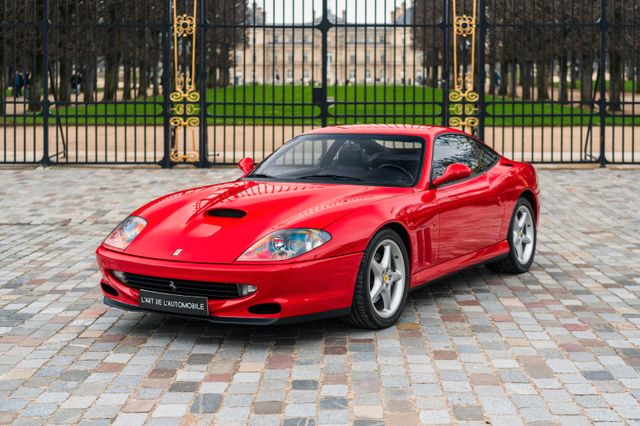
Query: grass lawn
xmin=552 ymin=79 xmax=639 ymax=93
xmin=3 ymin=84 xmax=639 ymax=126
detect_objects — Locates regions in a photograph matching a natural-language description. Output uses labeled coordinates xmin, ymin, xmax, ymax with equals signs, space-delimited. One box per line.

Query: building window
xmin=303 ymin=53 xmax=308 ymax=63
xmin=350 ymin=54 xmax=356 ymax=65
xmin=380 ymin=53 xmax=385 ymax=63
xmin=288 ymin=54 xmax=294 ymax=64
xmin=366 ymin=69 xmax=372 ymax=79
xmin=273 ymin=35 xmax=279 ymax=43
xmin=303 ymin=70 xmax=310 ymax=79
xmin=348 ymin=69 xmax=356 ymax=79
xmin=327 ymin=53 xmax=333 ymax=64
xmin=287 ymin=69 xmax=293 ymax=79
xmin=379 ymin=36 xmax=385 ymax=44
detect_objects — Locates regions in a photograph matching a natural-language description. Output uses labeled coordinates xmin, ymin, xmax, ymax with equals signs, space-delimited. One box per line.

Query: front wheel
xmin=344 ymin=229 xmax=410 ymax=329
xmin=487 ymin=197 xmax=536 ymax=274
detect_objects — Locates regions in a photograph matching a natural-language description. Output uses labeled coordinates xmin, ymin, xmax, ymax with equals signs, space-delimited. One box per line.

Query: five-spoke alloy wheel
xmin=487 ymin=197 xmax=537 ymax=274
xmin=369 ymin=239 xmax=406 ymax=319
xmin=345 ymin=229 xmax=409 ymax=329
xmin=513 ymin=204 xmax=535 ymax=265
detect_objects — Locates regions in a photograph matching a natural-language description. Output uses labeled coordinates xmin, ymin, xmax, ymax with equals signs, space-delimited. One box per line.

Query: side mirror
xmin=238 ymin=157 xmax=255 ymax=176
xmin=431 ymin=163 xmax=472 ymax=188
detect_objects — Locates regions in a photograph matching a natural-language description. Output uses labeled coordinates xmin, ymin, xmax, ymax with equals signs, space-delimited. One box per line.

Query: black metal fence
xmin=1 ymin=0 xmax=638 ymax=166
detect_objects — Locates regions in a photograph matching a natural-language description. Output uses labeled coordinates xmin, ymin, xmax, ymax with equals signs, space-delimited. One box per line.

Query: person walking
xmin=23 ymin=72 xmax=31 ymax=99
xmin=14 ymin=72 xmax=23 ymax=97
xmin=71 ymin=71 xmax=83 ymax=95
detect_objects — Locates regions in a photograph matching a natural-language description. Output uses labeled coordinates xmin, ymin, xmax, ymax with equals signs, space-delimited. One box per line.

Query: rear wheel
xmin=487 ymin=197 xmax=536 ymax=274
xmin=344 ymin=229 xmax=409 ymax=329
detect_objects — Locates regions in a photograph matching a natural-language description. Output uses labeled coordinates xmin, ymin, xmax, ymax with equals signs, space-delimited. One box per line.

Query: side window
xmin=431 ymin=134 xmax=497 ymax=181
xmin=473 ymin=139 xmax=499 ymax=170
xmin=431 ymin=134 xmax=479 ymax=180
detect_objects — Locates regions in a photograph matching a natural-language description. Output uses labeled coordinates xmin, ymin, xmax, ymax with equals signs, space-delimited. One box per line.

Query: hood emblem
xmin=169 ymin=281 xmax=177 ymax=291
xmin=172 ymin=248 xmax=183 ymax=256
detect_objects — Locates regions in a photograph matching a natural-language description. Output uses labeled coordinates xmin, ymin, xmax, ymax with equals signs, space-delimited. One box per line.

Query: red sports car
xmin=97 ymin=125 xmax=539 ymax=329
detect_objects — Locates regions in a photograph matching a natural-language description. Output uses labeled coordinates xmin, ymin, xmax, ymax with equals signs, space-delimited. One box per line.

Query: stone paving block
xmin=112 ymin=413 xmax=147 ymax=426
xmin=217 ymin=406 xmax=251 ymax=422
xmin=151 ymin=403 xmax=189 ymax=417
xmin=190 ymin=394 xmax=222 ymax=414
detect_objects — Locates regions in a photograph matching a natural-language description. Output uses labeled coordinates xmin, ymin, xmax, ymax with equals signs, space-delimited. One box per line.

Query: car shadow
xmin=109 ymin=263 xmax=519 ymax=345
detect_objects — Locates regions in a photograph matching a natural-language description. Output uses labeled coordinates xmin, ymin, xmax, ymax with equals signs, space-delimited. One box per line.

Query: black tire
xmin=343 ymin=229 xmax=410 ymax=329
xmin=487 ymin=197 xmax=536 ymax=274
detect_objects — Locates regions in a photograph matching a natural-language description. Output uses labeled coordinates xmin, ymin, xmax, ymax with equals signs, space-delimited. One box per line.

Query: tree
xmin=205 ymin=0 xmax=248 ymax=88
xmin=3 ymin=2 xmax=46 ymax=112
xmin=48 ymin=0 xmax=100 ymax=104
xmin=604 ymin=1 xmax=638 ymax=111
xmin=413 ymin=0 xmax=445 ymax=87
xmin=412 ymin=0 xmax=640 ymax=107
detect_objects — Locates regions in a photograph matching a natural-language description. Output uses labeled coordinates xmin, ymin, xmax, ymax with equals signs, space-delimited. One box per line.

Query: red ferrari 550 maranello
xmin=96 ymin=125 xmax=539 ymax=329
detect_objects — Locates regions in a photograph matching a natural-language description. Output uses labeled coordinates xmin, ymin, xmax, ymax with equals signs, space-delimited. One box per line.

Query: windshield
xmin=248 ymin=134 xmax=424 ymax=187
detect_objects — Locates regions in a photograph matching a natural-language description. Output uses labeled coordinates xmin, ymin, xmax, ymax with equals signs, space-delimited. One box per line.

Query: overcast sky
xmin=256 ymin=0 xmax=405 ymax=24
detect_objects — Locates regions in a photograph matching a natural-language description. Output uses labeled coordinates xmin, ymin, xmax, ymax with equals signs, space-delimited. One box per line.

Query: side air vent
xmin=207 ymin=208 xmax=247 ymax=218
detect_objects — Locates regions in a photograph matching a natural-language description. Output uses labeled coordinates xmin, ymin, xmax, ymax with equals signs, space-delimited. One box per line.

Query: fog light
xmin=112 ymin=270 xmax=127 ymax=284
xmin=238 ymin=284 xmax=257 ymax=296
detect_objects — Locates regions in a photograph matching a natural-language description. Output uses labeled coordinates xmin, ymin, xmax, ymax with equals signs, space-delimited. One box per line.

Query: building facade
xmin=234 ymin=3 xmax=425 ymax=85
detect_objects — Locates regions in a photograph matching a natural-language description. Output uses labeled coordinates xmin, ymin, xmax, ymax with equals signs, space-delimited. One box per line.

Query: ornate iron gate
xmin=0 ymin=0 xmax=638 ymax=166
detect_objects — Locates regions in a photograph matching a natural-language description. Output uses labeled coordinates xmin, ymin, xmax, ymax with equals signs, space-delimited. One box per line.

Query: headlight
xmin=237 ymin=229 xmax=331 ymax=261
xmin=103 ymin=216 xmax=147 ymax=250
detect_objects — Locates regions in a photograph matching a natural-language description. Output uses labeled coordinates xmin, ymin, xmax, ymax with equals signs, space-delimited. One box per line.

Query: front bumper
xmin=96 ymin=246 xmax=361 ymax=324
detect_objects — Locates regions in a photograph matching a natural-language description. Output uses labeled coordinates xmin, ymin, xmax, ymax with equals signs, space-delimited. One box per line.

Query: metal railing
xmin=0 ymin=0 xmax=638 ymax=166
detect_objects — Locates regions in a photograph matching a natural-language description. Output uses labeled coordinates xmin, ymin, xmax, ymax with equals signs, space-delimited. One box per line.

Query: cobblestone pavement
xmin=1 ymin=167 xmax=640 ymax=426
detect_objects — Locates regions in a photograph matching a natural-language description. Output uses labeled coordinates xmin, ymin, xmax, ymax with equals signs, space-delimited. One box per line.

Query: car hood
xmin=121 ymin=180 xmax=407 ymax=264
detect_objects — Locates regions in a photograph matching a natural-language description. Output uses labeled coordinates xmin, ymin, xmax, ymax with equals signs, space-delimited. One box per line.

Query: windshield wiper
xmin=297 ymin=174 xmax=363 ymax=181
xmin=247 ymin=173 xmax=274 ymax=178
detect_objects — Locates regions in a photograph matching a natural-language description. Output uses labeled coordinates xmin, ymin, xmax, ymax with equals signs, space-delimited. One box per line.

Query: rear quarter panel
xmin=497 ymin=161 xmax=540 ymax=238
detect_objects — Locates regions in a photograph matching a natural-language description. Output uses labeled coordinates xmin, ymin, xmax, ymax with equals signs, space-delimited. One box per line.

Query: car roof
xmin=301 ymin=124 xmax=466 ymax=139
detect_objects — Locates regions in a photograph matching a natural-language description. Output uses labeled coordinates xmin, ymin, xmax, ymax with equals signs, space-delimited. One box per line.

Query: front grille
xmin=122 ymin=273 xmax=241 ymax=300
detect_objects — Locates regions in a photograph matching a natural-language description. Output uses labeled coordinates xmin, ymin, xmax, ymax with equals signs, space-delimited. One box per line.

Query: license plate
xmin=139 ymin=289 xmax=209 ymax=317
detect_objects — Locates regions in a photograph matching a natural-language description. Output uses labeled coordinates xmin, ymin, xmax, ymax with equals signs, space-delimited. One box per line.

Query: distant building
xmin=234 ymin=2 xmax=425 ymax=85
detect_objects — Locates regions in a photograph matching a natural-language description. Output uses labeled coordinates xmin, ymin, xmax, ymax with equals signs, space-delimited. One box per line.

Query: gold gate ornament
xmin=449 ymin=0 xmax=479 ymax=133
xmin=170 ymin=0 xmax=200 ymax=163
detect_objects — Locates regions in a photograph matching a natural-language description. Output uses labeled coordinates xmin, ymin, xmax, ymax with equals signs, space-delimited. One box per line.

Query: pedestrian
xmin=71 ymin=71 xmax=83 ymax=95
xmin=23 ymin=72 xmax=31 ymax=99
xmin=14 ymin=72 xmax=23 ymax=97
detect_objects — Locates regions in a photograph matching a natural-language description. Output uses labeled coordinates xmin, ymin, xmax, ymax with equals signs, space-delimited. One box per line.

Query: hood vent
xmin=207 ymin=208 xmax=247 ymax=218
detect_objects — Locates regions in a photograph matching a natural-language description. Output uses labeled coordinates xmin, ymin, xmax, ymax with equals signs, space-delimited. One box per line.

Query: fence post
xmin=476 ymin=0 xmax=486 ymax=140
xmin=442 ymin=0 xmax=451 ymax=127
xmin=318 ymin=0 xmax=330 ymax=128
xmin=161 ymin=0 xmax=172 ymax=168
xmin=41 ymin=0 xmax=51 ymax=166
xmin=597 ymin=0 xmax=607 ymax=167
xmin=198 ymin=0 xmax=209 ymax=167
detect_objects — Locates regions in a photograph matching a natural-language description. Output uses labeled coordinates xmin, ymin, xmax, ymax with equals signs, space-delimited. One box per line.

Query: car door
xmin=431 ymin=134 xmax=504 ymax=263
